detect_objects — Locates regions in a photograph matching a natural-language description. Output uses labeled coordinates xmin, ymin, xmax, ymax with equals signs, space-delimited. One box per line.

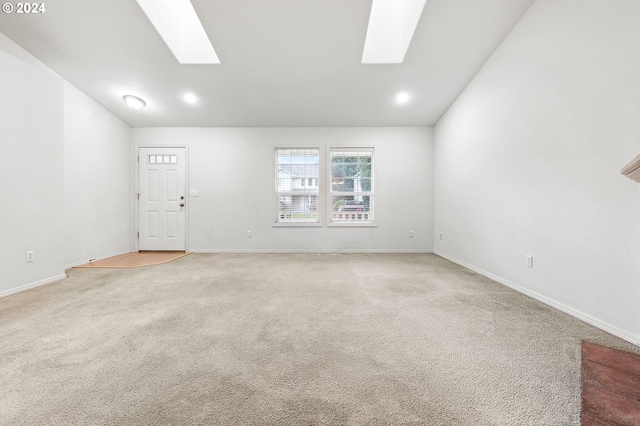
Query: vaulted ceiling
xmin=0 ymin=0 xmax=536 ymax=127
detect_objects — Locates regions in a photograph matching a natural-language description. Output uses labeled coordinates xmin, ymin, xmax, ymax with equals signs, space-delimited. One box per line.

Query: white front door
xmin=138 ymin=147 xmax=186 ymax=251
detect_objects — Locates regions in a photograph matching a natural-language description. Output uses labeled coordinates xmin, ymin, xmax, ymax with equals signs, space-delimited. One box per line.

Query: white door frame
xmin=134 ymin=145 xmax=189 ymax=252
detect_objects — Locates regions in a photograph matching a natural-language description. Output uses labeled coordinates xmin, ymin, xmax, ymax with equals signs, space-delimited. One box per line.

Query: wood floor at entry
xmin=75 ymin=251 xmax=190 ymax=268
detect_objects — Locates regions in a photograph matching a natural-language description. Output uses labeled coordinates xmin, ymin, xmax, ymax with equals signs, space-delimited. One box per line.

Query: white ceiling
xmin=0 ymin=0 xmax=536 ymax=128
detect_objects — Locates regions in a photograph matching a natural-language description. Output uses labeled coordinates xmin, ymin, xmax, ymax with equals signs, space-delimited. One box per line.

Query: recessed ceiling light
xmin=135 ymin=0 xmax=220 ymax=64
xmin=395 ymin=92 xmax=411 ymax=104
xmin=183 ymin=93 xmax=197 ymax=104
xmin=362 ymin=0 xmax=427 ymax=64
xmin=123 ymin=95 xmax=146 ymax=110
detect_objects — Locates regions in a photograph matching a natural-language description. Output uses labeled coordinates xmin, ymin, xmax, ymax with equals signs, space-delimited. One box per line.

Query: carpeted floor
xmin=0 ymin=253 xmax=638 ymax=425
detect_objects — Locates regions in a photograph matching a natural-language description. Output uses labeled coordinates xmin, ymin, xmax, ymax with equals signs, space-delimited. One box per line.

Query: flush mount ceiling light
xmin=135 ymin=0 xmax=220 ymax=64
xmin=362 ymin=0 xmax=427 ymax=64
xmin=183 ymin=93 xmax=198 ymax=104
xmin=395 ymin=92 xmax=411 ymax=104
xmin=123 ymin=95 xmax=146 ymax=110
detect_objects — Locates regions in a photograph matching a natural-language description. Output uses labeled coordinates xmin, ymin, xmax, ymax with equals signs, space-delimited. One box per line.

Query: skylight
xmin=136 ymin=0 xmax=220 ymax=64
xmin=362 ymin=0 xmax=427 ymax=64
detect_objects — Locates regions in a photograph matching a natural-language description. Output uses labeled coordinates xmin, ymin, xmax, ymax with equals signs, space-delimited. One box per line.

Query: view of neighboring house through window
xmin=275 ymin=148 xmax=319 ymax=223
xmin=330 ymin=148 xmax=374 ymax=223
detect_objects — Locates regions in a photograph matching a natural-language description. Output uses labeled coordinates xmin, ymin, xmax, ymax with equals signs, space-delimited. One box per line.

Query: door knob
xmin=180 ymin=196 xmax=184 ymax=200
xmin=179 ymin=203 xmax=185 ymax=207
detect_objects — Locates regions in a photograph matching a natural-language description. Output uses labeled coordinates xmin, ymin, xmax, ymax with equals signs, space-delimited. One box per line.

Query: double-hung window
xmin=275 ymin=148 xmax=320 ymax=224
xmin=329 ymin=148 xmax=374 ymax=224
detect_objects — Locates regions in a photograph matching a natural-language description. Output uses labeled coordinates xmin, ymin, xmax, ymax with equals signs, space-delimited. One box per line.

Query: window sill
xmin=327 ymin=222 xmax=377 ymax=228
xmin=273 ymin=222 xmax=323 ymax=228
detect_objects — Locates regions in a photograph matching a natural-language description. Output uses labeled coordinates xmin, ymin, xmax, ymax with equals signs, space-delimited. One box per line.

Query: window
xmin=275 ymin=148 xmax=319 ymax=223
xmin=330 ymin=148 xmax=374 ymax=223
xmin=274 ymin=147 xmax=374 ymax=226
xmin=148 ymin=154 xmax=177 ymax=164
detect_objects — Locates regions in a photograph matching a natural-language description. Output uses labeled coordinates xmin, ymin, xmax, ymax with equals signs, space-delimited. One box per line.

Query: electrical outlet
xmin=409 ymin=230 xmax=414 ymax=238
xmin=26 ymin=251 xmax=34 ymax=263
xmin=189 ymin=190 xmax=199 ymax=197
xmin=525 ymin=255 xmax=533 ymax=268
xmin=247 ymin=230 xmax=252 ymax=238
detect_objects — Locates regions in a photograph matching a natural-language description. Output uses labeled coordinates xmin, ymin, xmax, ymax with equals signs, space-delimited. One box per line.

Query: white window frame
xmin=327 ymin=147 xmax=375 ymax=227
xmin=273 ymin=147 xmax=322 ymax=227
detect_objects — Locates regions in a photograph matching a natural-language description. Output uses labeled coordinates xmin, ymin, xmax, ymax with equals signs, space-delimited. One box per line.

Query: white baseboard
xmin=0 ymin=274 xmax=67 ymax=299
xmin=64 ymin=250 xmax=134 ymax=269
xmin=434 ymin=250 xmax=639 ymax=347
xmin=189 ymin=248 xmax=434 ymax=254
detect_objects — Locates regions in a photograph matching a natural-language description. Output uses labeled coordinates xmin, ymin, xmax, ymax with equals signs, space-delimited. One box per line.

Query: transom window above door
xmin=148 ymin=154 xmax=178 ymax=164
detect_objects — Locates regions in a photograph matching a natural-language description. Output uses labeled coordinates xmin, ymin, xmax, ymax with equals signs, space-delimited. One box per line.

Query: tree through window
xmin=330 ymin=148 xmax=374 ymax=223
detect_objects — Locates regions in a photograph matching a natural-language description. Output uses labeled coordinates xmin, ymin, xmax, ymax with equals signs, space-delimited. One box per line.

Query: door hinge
xmin=137 ymin=231 xmax=140 ymax=238
xmin=137 ymin=155 xmax=140 ymax=163
xmin=137 ymin=193 xmax=140 ymax=200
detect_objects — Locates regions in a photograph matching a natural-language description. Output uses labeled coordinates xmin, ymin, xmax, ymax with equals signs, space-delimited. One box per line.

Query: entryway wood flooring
xmin=581 ymin=341 xmax=640 ymax=425
xmin=74 ymin=251 xmax=190 ymax=269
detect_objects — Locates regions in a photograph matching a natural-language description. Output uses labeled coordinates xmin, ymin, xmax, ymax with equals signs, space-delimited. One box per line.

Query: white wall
xmin=434 ymin=0 xmax=640 ymax=345
xmin=64 ymin=82 xmax=133 ymax=267
xmin=0 ymin=34 xmax=133 ymax=296
xmin=0 ymin=40 xmax=66 ymax=296
xmin=132 ymin=127 xmax=433 ymax=252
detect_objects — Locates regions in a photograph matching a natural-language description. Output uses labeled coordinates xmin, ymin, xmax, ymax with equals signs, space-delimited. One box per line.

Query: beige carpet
xmin=74 ymin=251 xmax=190 ymax=268
xmin=0 ymin=253 xmax=638 ymax=425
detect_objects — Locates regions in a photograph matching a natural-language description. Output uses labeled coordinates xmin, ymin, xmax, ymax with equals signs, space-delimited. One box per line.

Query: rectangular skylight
xmin=362 ymin=0 xmax=427 ymax=64
xmin=136 ymin=0 xmax=220 ymax=64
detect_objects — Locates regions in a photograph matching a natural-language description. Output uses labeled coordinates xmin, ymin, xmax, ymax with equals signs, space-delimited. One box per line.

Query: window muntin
xmin=330 ymin=148 xmax=374 ymax=223
xmin=275 ymin=148 xmax=320 ymax=223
